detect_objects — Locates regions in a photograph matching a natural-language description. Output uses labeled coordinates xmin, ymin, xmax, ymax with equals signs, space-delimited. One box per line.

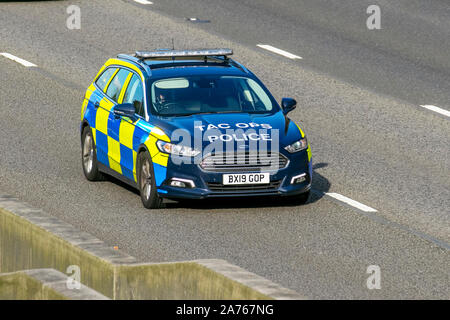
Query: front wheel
xmin=137 ymin=150 xmax=162 ymax=209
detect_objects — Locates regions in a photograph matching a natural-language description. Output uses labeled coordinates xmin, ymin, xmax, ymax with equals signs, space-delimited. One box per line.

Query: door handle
xmin=94 ymin=101 xmax=100 ymax=109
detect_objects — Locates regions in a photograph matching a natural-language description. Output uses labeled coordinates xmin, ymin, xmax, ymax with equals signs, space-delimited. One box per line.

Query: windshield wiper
xmin=167 ymin=110 xmax=245 ymax=117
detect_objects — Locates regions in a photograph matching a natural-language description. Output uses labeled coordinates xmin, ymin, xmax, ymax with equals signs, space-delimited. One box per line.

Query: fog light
xmin=291 ymin=173 xmax=307 ymax=184
xmin=168 ymin=178 xmax=195 ymax=188
xmin=170 ymin=180 xmax=186 ymax=188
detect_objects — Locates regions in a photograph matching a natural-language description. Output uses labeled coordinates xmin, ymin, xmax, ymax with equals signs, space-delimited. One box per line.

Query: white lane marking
xmin=311 ymin=189 xmax=450 ymax=250
xmin=0 ymin=52 xmax=37 ymax=67
xmin=325 ymin=192 xmax=377 ymax=212
xmin=256 ymin=44 xmax=302 ymax=60
xmin=133 ymin=0 xmax=153 ymax=4
xmin=420 ymin=105 xmax=450 ymax=118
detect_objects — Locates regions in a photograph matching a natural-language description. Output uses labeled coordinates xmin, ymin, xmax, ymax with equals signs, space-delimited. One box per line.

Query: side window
xmin=106 ymin=69 xmax=130 ymax=102
xmin=95 ymin=68 xmax=117 ymax=92
xmin=123 ymin=74 xmax=145 ymax=116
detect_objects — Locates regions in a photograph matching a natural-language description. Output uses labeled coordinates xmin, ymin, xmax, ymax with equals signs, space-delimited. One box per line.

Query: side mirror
xmin=114 ymin=103 xmax=135 ymax=118
xmin=281 ymin=98 xmax=297 ymax=115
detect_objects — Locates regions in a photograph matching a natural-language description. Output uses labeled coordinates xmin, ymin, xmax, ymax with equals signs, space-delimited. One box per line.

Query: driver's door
xmin=116 ymin=73 xmax=145 ymax=182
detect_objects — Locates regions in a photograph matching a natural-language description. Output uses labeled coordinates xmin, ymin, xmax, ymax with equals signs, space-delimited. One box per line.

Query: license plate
xmin=223 ymin=173 xmax=270 ymax=185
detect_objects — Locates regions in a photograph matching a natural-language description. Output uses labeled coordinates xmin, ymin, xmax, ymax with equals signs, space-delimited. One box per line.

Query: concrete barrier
xmin=0 ymin=195 xmax=305 ymax=300
xmin=0 ymin=269 xmax=109 ymax=300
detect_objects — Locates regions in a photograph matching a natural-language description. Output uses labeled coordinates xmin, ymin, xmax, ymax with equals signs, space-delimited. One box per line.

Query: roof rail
xmin=135 ymin=48 xmax=233 ymax=60
xmin=117 ymin=54 xmax=152 ymax=76
xmin=118 ymin=49 xmax=249 ymax=74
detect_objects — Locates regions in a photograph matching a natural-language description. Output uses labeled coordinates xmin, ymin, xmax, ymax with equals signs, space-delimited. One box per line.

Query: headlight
xmin=285 ymin=138 xmax=308 ymax=153
xmin=156 ymin=140 xmax=200 ymax=157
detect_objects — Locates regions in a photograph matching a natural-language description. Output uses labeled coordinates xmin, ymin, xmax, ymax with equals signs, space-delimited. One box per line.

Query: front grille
xmin=200 ymin=152 xmax=288 ymax=172
xmin=207 ymin=180 xmax=282 ymax=192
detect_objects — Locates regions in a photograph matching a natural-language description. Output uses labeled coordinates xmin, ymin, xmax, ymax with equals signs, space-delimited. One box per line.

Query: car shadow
xmin=103 ymin=162 xmax=331 ymax=210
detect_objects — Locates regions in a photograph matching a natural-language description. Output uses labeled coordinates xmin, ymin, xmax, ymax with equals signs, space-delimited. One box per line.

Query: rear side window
xmin=106 ymin=69 xmax=130 ymax=102
xmin=123 ymin=74 xmax=145 ymax=116
xmin=96 ymin=68 xmax=117 ymax=92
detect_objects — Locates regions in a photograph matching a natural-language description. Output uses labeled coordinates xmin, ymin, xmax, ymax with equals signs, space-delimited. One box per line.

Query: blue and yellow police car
xmin=80 ymin=49 xmax=312 ymax=209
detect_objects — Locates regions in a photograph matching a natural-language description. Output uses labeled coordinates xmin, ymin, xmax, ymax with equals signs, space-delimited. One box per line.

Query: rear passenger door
xmin=89 ymin=67 xmax=117 ymax=167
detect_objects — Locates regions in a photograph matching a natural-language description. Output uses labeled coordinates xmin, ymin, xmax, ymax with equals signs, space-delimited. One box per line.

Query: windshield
xmin=150 ymin=76 xmax=277 ymax=116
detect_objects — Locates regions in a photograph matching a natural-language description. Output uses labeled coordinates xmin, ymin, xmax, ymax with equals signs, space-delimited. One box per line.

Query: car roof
xmin=116 ymin=51 xmax=251 ymax=79
xmin=146 ymin=61 xmax=250 ymax=79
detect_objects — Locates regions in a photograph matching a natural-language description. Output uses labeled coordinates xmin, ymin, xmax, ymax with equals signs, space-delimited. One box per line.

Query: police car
xmin=80 ymin=49 xmax=312 ymax=209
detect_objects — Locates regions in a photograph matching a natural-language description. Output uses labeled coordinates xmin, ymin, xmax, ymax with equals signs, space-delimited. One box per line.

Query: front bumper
xmin=157 ymin=150 xmax=312 ymax=200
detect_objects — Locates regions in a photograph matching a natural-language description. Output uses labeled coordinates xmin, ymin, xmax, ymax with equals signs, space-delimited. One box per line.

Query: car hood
xmin=150 ymin=112 xmax=303 ymax=151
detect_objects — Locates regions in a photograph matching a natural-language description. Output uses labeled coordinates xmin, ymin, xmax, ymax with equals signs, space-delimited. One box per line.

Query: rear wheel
xmin=81 ymin=126 xmax=103 ymax=181
xmin=137 ymin=150 xmax=162 ymax=209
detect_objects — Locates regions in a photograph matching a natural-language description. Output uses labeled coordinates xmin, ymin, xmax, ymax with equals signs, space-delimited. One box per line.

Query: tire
xmin=81 ymin=126 xmax=104 ymax=181
xmin=137 ymin=150 xmax=162 ymax=209
xmin=287 ymin=190 xmax=310 ymax=206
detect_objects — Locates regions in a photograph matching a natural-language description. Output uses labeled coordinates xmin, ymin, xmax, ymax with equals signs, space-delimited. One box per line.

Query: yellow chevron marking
xmin=151 ymin=126 xmax=170 ymax=142
xmin=145 ymin=135 xmax=159 ymax=158
xmin=95 ymin=106 xmax=109 ymax=135
xmin=107 ymin=136 xmax=122 ymax=174
xmin=153 ymin=152 xmax=169 ymax=167
xmin=104 ymin=59 xmax=145 ymax=82
xmin=119 ymin=119 xmax=135 ymax=150
xmin=119 ymin=73 xmax=133 ymax=103
xmin=133 ymin=150 xmax=137 ymax=182
xmin=295 ymin=123 xmax=305 ymax=138
xmin=81 ymin=99 xmax=88 ymax=121
xmin=104 ymin=68 xmax=119 ymax=93
xmin=81 ymin=84 xmax=96 ymax=121
xmin=91 ymin=128 xmax=97 ymax=145
xmin=101 ymin=98 xmax=115 ymax=112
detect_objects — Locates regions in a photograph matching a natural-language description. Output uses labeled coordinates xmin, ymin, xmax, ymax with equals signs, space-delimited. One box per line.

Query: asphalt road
xmin=154 ymin=0 xmax=450 ymax=111
xmin=0 ymin=0 xmax=448 ymax=299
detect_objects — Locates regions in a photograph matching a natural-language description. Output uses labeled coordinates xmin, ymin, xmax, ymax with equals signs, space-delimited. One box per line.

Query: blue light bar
xmin=135 ymin=49 xmax=233 ymax=59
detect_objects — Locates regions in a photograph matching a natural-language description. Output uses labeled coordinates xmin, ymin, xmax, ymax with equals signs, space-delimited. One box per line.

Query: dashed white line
xmin=257 ymin=44 xmax=302 ymax=60
xmin=325 ymin=192 xmax=378 ymax=212
xmin=420 ymin=105 xmax=450 ymax=118
xmin=0 ymin=52 xmax=37 ymax=67
xmin=133 ymin=0 xmax=153 ymax=4
xmin=311 ymin=190 xmax=449 ymax=250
